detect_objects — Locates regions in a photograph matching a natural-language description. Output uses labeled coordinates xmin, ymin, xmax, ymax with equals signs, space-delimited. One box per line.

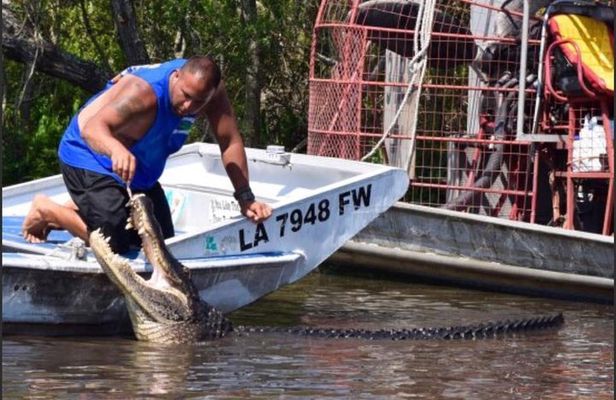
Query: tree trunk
xmin=240 ymin=0 xmax=261 ymax=147
xmin=2 ymin=1 xmax=108 ymax=93
xmin=110 ymin=0 xmax=149 ymax=66
xmin=3 ymin=37 xmax=108 ymax=94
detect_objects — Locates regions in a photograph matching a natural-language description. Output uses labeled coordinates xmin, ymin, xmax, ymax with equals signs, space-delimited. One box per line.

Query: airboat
xmin=307 ymin=0 xmax=614 ymax=302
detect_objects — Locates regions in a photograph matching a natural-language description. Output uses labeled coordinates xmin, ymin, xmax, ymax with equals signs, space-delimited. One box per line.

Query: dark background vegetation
xmin=2 ymin=0 xmax=319 ymax=185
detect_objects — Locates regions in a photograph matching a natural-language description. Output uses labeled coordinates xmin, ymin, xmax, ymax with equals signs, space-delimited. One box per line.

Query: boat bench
xmin=2 ymin=216 xmax=141 ymax=259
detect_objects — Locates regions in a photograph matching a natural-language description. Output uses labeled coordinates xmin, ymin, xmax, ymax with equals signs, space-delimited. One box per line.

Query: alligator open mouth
xmin=89 ymin=194 xmax=232 ymax=343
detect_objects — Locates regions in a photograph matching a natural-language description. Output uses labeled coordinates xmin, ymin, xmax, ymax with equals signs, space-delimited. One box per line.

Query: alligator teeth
xmin=138 ymin=227 xmax=145 ymax=235
xmin=126 ymin=221 xmax=133 ymax=230
xmin=105 ymin=236 xmax=111 ymax=243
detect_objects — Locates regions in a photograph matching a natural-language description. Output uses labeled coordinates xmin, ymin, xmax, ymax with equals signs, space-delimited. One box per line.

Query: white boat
xmin=2 ymin=143 xmax=408 ymax=335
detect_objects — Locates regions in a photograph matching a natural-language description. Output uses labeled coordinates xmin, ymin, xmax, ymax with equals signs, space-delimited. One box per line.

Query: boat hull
xmin=331 ymin=202 xmax=614 ymax=303
xmin=2 ymin=252 xmax=304 ymax=335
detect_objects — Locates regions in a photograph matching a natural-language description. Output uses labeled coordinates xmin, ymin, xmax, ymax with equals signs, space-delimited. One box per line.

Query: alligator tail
xmin=234 ymin=313 xmax=564 ymax=340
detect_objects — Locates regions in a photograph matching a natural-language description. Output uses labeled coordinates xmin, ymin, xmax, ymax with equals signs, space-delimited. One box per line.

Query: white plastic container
xmin=572 ymin=116 xmax=606 ymax=172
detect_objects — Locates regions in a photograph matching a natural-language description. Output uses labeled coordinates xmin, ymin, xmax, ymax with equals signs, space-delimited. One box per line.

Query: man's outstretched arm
xmin=204 ymin=82 xmax=272 ymax=222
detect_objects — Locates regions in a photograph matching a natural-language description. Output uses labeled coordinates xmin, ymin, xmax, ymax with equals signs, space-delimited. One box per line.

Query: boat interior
xmin=3 ymin=143 xmax=387 ymax=257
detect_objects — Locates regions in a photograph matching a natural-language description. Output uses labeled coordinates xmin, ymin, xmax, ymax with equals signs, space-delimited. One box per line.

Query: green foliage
xmin=3 ymin=59 xmax=89 ymax=185
xmin=2 ymin=0 xmax=319 ymax=185
xmin=133 ymin=0 xmax=318 ymax=149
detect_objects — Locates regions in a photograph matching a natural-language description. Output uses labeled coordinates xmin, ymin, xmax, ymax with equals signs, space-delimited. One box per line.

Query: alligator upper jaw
xmin=127 ymin=194 xmax=197 ymax=294
xmin=89 ymin=194 xmax=199 ymax=325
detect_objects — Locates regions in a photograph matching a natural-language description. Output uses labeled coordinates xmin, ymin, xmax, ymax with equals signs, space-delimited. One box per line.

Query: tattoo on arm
xmin=113 ymin=95 xmax=145 ymax=119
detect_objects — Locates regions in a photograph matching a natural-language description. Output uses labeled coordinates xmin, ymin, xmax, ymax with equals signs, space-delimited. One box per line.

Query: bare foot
xmin=22 ymin=194 xmax=53 ymax=243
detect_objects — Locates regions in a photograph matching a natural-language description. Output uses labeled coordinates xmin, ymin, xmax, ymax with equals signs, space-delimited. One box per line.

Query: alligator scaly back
xmin=90 ymin=194 xmax=564 ymax=344
xmin=235 ymin=313 xmax=564 ymax=340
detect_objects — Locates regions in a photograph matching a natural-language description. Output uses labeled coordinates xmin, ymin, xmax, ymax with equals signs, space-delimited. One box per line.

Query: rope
xmin=361 ymin=0 xmax=437 ymax=162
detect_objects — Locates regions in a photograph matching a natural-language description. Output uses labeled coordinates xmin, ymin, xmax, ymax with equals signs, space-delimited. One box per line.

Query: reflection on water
xmin=3 ymin=269 xmax=613 ymax=399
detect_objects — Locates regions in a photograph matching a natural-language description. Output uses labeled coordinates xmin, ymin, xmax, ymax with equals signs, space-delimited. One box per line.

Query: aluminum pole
xmin=516 ymin=0 xmax=530 ymax=140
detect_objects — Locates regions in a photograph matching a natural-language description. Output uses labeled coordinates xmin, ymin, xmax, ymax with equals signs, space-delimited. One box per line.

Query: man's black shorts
xmin=60 ymin=161 xmax=174 ymax=254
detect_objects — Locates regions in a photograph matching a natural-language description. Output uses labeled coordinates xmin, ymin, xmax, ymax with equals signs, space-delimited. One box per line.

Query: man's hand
xmin=109 ymin=143 xmax=137 ymax=183
xmin=240 ymin=200 xmax=272 ymax=223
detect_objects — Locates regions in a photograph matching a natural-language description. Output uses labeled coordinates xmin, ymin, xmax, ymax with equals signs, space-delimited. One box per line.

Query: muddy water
xmin=3 ymin=269 xmax=613 ymax=399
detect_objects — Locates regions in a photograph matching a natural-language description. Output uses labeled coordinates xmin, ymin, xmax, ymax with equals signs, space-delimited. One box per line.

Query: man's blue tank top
xmin=58 ymin=59 xmax=195 ymax=190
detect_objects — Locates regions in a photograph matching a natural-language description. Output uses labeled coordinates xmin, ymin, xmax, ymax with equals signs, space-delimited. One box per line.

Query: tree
xmin=239 ymin=0 xmax=260 ymax=147
xmin=2 ymin=0 xmax=318 ymax=185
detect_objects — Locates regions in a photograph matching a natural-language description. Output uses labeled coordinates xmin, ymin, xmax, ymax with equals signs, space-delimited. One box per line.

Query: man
xmin=21 ymin=56 xmax=272 ymax=253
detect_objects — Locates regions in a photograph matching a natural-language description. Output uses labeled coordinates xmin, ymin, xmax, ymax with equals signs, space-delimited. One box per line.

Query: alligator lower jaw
xmin=132 ymin=319 xmax=212 ymax=344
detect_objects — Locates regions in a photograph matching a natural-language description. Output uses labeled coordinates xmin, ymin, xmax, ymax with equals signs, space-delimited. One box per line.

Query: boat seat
xmin=548 ymin=11 xmax=614 ymax=96
xmin=2 ymin=215 xmax=140 ymax=259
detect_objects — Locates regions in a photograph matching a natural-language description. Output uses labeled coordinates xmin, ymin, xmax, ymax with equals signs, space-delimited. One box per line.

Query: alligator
xmin=89 ymin=194 xmax=564 ymax=344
